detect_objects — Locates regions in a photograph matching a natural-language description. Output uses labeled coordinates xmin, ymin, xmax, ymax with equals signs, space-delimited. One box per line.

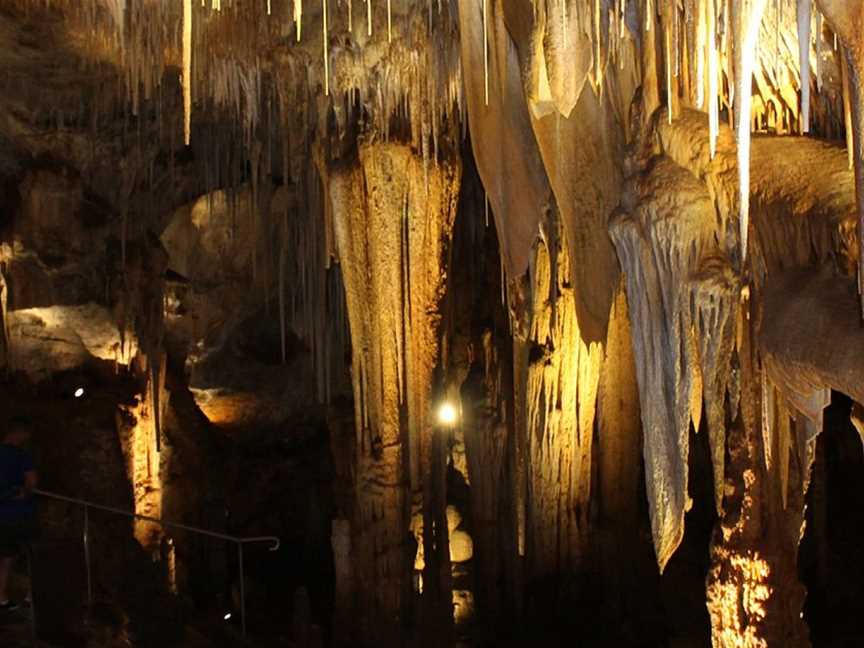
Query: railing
xmin=32 ymin=488 xmax=280 ymax=639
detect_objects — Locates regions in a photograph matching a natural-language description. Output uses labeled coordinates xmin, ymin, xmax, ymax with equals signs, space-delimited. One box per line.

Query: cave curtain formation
xmin=3 ymin=0 xmax=864 ymax=647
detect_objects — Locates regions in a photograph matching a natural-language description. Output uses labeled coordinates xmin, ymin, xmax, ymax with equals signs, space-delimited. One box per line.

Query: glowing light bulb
xmin=437 ymin=402 xmax=457 ymax=426
xmin=224 ymin=613 xmax=232 ymax=620
xmin=74 ymin=388 xmax=85 ymax=398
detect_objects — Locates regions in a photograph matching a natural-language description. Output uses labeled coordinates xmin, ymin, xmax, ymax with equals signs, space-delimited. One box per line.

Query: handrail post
xmin=25 ymin=544 xmax=36 ymax=646
xmin=83 ymin=503 xmax=93 ymax=607
xmin=30 ymin=489 xmax=280 ymax=641
xmin=238 ymin=542 xmax=247 ymax=638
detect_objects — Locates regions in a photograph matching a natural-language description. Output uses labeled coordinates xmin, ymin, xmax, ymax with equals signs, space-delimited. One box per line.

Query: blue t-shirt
xmin=0 ymin=444 xmax=35 ymax=522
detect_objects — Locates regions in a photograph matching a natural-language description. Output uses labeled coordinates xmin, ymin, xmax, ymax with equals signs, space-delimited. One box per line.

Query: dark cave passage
xmin=800 ymin=392 xmax=864 ymax=648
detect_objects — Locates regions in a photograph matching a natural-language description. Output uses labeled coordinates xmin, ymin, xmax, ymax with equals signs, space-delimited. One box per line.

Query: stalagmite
xmin=182 ymin=0 xmax=192 ymax=146
xmin=797 ymin=0 xmax=811 ymax=132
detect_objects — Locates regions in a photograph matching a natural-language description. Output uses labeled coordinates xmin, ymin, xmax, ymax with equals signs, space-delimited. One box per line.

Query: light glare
xmin=437 ymin=402 xmax=457 ymax=426
xmin=74 ymin=388 xmax=85 ymax=398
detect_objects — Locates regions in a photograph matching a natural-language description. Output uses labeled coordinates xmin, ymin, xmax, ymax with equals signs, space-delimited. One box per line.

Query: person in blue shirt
xmin=0 ymin=417 xmax=38 ymax=612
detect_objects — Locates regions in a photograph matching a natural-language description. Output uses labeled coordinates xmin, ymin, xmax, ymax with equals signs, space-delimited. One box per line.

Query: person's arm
xmin=16 ymin=452 xmax=37 ymax=498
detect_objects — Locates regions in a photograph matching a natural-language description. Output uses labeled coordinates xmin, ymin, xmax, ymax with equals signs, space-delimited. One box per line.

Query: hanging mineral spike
xmin=708 ymin=0 xmax=719 ymax=158
xmin=696 ymin=0 xmax=707 ymax=108
xmin=324 ymin=0 xmax=330 ymax=96
xmin=816 ymin=10 xmax=823 ymax=92
xmin=596 ymin=0 xmax=603 ymax=91
xmin=182 ymin=0 xmax=192 ymax=146
xmin=483 ymin=0 xmax=488 ymax=106
xmin=842 ymin=51 xmax=853 ymax=170
xmin=667 ymin=29 xmax=673 ymax=124
xmin=735 ymin=0 xmax=769 ymax=265
xmin=562 ymin=0 xmax=568 ymax=48
xmin=797 ymin=0 xmax=812 ymax=132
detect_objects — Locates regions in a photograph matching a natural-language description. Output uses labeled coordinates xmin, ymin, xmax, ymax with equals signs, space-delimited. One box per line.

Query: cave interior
xmin=1 ymin=0 xmax=864 ymax=646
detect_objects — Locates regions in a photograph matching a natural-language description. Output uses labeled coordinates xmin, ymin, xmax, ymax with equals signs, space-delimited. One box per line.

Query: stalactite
xmin=323 ymin=0 xmax=330 ymax=96
xmin=667 ymin=29 xmax=674 ymax=123
xmin=483 ymin=0 xmax=488 ymax=106
xmin=696 ymin=0 xmax=707 ymax=108
xmin=296 ymin=0 xmax=303 ymax=41
xmin=733 ymin=0 xmax=769 ymax=266
xmin=524 ymin=226 xmax=602 ymax=581
xmin=842 ymin=51 xmax=853 ymax=170
xmin=815 ymin=10 xmax=822 ymax=92
xmin=814 ymin=1 xmax=864 ymax=316
xmin=595 ymin=0 xmax=603 ymax=91
xmin=796 ymin=0 xmax=811 ymax=133
xmin=183 ymin=0 xmax=193 ymax=146
xmin=708 ymin=0 xmax=720 ymax=157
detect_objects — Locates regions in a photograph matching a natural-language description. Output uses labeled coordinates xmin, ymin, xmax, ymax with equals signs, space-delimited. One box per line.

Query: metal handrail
xmin=33 ymin=488 xmax=280 ymax=638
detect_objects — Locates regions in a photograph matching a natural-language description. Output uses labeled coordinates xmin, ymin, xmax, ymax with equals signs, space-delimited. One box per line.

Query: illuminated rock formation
xmin=329 ymin=142 xmax=460 ymax=643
